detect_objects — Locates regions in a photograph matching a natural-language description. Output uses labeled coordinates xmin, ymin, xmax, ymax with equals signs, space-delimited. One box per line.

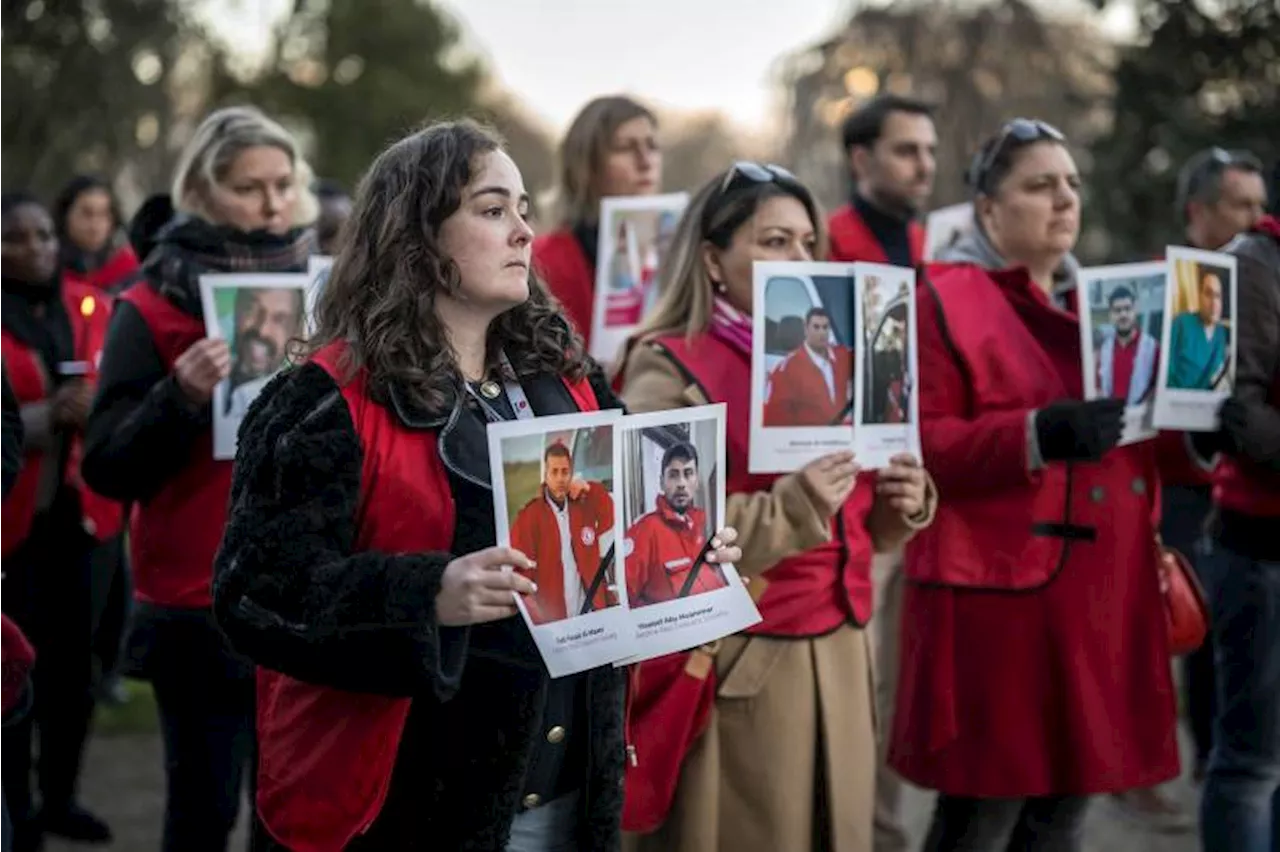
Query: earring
xmin=714 ymin=280 xmax=727 ymax=294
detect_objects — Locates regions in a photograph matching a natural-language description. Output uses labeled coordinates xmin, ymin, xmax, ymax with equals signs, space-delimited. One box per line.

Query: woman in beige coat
xmin=617 ymin=163 xmax=937 ymax=852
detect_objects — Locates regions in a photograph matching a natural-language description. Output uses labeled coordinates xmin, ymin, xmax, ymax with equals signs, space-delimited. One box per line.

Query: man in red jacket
xmin=762 ymin=308 xmax=853 ymax=428
xmin=828 ymin=94 xmax=935 ymax=267
xmin=511 ymin=442 xmax=616 ymax=624
xmin=624 ymin=442 xmax=725 ymax=608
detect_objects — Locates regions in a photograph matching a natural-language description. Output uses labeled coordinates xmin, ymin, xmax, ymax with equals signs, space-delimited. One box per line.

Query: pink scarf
xmin=709 ymin=297 xmax=751 ymax=357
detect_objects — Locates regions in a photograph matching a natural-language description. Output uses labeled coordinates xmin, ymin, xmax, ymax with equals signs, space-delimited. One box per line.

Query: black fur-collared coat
xmin=212 ymin=361 xmax=625 ymax=851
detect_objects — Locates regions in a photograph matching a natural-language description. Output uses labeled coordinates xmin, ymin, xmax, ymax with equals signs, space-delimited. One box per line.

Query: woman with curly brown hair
xmin=211 ymin=119 xmax=738 ymax=851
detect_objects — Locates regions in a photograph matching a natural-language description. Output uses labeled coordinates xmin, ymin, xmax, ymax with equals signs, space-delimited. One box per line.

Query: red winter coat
xmin=827 ymin=203 xmax=924 ymax=265
xmin=891 ymin=263 xmax=1179 ymax=796
xmin=510 ymin=481 xmax=615 ymax=623
xmin=1 ymin=282 xmax=123 ymax=556
xmin=762 ymin=343 xmax=853 ymax=427
xmin=533 ymin=229 xmax=595 ymax=347
xmin=624 ymin=498 xmax=722 ymax=607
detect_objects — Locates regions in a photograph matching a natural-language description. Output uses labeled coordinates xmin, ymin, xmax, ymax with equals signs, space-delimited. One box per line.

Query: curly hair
xmin=306 ymin=119 xmax=587 ymax=411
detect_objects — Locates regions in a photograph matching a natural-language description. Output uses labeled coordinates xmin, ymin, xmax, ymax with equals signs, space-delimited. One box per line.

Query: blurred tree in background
xmin=206 ymin=0 xmax=484 ymax=187
xmin=2 ymin=0 xmax=192 ymax=198
xmin=1087 ymin=0 xmax=1279 ymax=259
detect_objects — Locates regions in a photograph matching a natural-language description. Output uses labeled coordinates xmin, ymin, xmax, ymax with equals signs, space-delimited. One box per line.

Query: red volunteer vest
xmin=256 ymin=342 xmax=599 ymax=852
xmin=1214 ymin=216 xmax=1280 ymax=516
xmin=119 ymin=281 xmax=231 ymax=608
xmin=827 ymin=203 xmax=925 ymax=265
xmin=1 ymin=282 xmax=123 ymax=556
xmin=907 ymin=263 xmax=1157 ymax=589
xmin=533 ymin=229 xmax=595 ymax=347
xmin=650 ymin=332 xmax=874 ymax=632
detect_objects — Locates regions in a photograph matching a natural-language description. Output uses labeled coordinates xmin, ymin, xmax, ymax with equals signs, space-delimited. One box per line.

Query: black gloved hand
xmin=1219 ymin=396 xmax=1280 ymax=471
xmin=1034 ymin=398 xmax=1125 ymax=463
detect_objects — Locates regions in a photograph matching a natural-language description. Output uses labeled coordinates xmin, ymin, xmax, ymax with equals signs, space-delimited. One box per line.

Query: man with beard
xmin=828 ymin=94 xmax=936 ymax=267
xmin=225 ymin=287 xmax=305 ymax=418
xmin=763 ymin=307 xmax=853 ymax=427
xmin=624 ymin=442 xmax=724 ymax=608
xmin=1097 ymin=285 xmax=1159 ymax=404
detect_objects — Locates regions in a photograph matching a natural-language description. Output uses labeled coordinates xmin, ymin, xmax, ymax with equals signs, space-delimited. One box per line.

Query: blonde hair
xmin=171 ymin=106 xmax=318 ymax=228
xmin=637 ymin=168 xmax=827 ymax=341
xmin=555 ymin=95 xmax=656 ymax=227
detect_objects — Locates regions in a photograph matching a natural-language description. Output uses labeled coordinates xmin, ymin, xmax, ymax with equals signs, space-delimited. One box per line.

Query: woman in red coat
xmin=53 ymin=176 xmax=141 ymax=295
xmin=891 ymin=120 xmax=1180 ymax=849
xmin=534 ymin=95 xmax=662 ymax=355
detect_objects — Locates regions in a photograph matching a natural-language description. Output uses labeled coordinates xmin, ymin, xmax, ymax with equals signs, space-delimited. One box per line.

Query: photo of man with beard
xmin=763 ymin=306 xmax=854 ymax=427
xmin=224 ymin=286 xmax=306 ymax=418
xmin=624 ymin=441 xmax=725 ymax=609
xmin=1168 ymin=267 xmax=1232 ymax=391
xmin=1096 ymin=284 xmax=1160 ymax=404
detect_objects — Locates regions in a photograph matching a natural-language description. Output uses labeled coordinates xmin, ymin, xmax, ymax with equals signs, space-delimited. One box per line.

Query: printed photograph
xmin=590 ymin=193 xmax=688 ymax=361
xmin=760 ymin=271 xmax=856 ymax=428
xmin=621 ymin=417 xmax=723 ymax=609
xmin=1165 ymin=257 xmax=1234 ymax=393
xmin=1082 ymin=267 xmax=1165 ymax=405
xmin=500 ymin=423 xmax=620 ymax=626
xmin=200 ymin=273 xmax=310 ymax=460
xmin=860 ymin=272 xmax=913 ymax=426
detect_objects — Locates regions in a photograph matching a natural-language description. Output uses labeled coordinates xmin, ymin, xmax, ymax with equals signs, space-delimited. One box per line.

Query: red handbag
xmin=1156 ymin=540 xmax=1210 ymax=656
xmin=621 ymin=643 xmax=720 ymax=833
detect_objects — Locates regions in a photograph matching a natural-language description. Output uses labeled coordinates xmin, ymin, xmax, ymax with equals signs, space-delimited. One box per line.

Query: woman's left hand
xmin=706 ymin=527 xmax=742 ymax=568
xmin=876 ymin=454 xmax=928 ymax=519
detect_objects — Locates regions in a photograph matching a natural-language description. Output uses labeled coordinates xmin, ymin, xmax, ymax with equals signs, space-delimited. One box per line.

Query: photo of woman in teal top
xmin=1167 ymin=266 xmax=1232 ymax=391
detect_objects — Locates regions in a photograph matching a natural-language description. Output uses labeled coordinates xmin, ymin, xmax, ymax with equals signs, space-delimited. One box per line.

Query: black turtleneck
xmin=0 ymin=278 xmax=74 ymax=380
xmin=571 ymin=221 xmax=599 ymax=271
xmin=853 ymin=193 xmax=914 ymax=269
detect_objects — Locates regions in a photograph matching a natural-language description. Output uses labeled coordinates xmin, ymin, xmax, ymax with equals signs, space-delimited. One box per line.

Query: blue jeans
xmin=1199 ymin=543 xmax=1280 ymax=852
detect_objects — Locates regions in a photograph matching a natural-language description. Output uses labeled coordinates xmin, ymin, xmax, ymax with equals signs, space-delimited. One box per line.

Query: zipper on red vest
xmin=625 ymin=663 xmax=640 ymax=767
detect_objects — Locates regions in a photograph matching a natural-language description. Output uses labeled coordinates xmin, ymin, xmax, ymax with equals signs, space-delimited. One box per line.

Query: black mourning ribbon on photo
xmin=580 ymin=542 xmax=617 ymax=617
xmin=677 ymin=536 xmax=721 ymax=599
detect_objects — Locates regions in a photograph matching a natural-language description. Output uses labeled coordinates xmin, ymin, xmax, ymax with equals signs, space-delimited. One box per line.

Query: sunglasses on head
xmin=968 ymin=118 xmax=1065 ymax=192
xmin=702 ymin=161 xmax=803 ymax=236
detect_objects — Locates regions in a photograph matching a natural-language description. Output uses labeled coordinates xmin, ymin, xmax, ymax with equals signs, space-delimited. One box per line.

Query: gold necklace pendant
xmin=479 ymin=380 xmax=502 ymax=400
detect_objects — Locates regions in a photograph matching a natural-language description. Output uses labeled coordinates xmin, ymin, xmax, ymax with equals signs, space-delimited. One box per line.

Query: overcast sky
xmin=208 ymin=0 xmax=1137 ymax=136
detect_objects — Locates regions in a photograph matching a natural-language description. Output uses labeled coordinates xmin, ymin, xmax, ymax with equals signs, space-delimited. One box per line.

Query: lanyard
xmin=464 ymin=352 xmax=533 ymax=423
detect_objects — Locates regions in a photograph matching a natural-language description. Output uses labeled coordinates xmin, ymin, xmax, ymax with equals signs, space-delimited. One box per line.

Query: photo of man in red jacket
xmin=624 ymin=441 xmax=725 ymax=609
xmin=510 ymin=441 xmax=617 ymax=625
xmin=762 ymin=306 xmax=854 ymax=427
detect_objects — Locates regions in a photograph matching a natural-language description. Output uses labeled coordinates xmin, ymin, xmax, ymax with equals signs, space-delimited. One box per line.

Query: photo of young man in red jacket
xmin=762 ymin=306 xmax=854 ymax=427
xmin=510 ymin=441 xmax=617 ymax=625
xmin=624 ymin=441 xmax=726 ymax=609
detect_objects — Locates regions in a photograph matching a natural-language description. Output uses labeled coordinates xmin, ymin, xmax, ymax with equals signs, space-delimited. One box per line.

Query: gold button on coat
xmin=1090 ymin=486 xmax=1105 ymax=503
xmin=546 ymin=725 xmax=566 ymax=744
xmin=522 ymin=793 xmax=541 ymax=809
xmin=1131 ymin=477 xmax=1147 ymax=495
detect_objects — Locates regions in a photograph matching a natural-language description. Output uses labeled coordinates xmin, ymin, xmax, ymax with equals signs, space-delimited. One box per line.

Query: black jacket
xmin=213 ymin=360 xmax=626 ymax=851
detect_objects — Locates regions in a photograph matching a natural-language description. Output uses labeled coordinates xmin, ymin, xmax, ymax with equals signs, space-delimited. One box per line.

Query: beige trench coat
xmin=618 ymin=341 xmax=936 ymax=852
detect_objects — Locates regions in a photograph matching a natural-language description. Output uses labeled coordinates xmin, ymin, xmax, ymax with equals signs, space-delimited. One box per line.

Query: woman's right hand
xmin=174 ymin=338 xmax=231 ymax=405
xmin=799 ymin=451 xmax=860 ymax=519
xmin=436 ymin=547 xmax=538 ymax=626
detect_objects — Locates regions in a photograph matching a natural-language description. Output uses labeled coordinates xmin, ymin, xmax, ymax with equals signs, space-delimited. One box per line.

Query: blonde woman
xmin=617 ymin=163 xmax=937 ymax=852
xmin=83 ymin=105 xmax=316 ymax=852
xmin=533 ymin=95 xmax=661 ymax=349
